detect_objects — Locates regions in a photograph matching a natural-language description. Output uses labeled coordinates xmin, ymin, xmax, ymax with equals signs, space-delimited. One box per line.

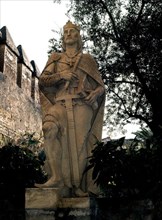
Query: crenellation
xmin=30 ymin=60 xmax=41 ymax=78
xmin=17 ymin=45 xmax=33 ymax=97
xmin=0 ymin=26 xmax=19 ymax=84
xmin=0 ymin=26 xmax=19 ymax=56
xmin=0 ymin=26 xmax=42 ymax=140
xmin=17 ymin=44 xmax=33 ymax=70
xmin=5 ymin=46 xmax=18 ymax=84
xmin=31 ymin=60 xmax=40 ymax=104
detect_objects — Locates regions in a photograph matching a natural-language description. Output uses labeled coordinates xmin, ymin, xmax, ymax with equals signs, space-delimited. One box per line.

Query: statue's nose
xmin=67 ymin=30 xmax=71 ymax=35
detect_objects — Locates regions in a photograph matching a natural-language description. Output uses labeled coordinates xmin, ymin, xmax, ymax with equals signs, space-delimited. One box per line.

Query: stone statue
xmin=36 ymin=21 xmax=105 ymax=197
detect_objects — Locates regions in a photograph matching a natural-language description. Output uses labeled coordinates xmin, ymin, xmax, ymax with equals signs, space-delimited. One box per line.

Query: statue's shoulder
xmin=82 ymin=53 xmax=93 ymax=59
xmin=82 ymin=53 xmax=96 ymax=61
xmin=82 ymin=53 xmax=97 ymax=65
xmin=43 ymin=52 xmax=61 ymax=70
xmin=50 ymin=52 xmax=61 ymax=61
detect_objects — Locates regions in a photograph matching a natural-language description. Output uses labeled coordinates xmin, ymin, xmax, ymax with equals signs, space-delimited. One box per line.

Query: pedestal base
xmin=25 ymin=188 xmax=95 ymax=220
xmin=26 ymin=188 xmax=59 ymax=209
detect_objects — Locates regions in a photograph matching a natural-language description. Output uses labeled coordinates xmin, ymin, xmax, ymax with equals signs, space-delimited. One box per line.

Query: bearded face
xmin=63 ymin=28 xmax=79 ymax=46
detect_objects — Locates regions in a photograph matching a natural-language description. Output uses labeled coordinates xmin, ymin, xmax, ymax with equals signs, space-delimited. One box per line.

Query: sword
xmin=59 ymin=53 xmax=82 ymax=187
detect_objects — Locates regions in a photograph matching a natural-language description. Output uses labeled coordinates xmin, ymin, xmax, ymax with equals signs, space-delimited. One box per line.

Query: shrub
xmin=0 ymin=134 xmax=47 ymax=187
xmin=86 ymin=136 xmax=162 ymax=201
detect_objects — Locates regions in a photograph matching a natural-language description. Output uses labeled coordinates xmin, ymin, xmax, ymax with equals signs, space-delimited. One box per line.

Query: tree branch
xmin=110 ymin=88 xmax=150 ymax=127
xmin=98 ymin=0 xmax=121 ymax=42
xmin=128 ymin=0 xmax=146 ymax=42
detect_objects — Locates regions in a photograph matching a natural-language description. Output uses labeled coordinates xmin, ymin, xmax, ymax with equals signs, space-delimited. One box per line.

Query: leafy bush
xmin=0 ymin=133 xmax=47 ymax=187
xmin=86 ymin=136 xmax=162 ymax=201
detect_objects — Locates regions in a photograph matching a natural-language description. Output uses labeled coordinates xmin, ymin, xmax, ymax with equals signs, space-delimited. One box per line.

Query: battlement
xmin=0 ymin=26 xmax=42 ymax=140
xmin=0 ymin=26 xmax=40 ymax=102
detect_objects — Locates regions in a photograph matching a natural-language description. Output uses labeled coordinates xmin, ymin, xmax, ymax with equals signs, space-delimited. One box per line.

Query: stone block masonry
xmin=0 ymin=26 xmax=42 ymax=140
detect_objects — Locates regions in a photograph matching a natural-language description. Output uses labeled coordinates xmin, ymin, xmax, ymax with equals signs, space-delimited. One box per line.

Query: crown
xmin=63 ymin=20 xmax=80 ymax=31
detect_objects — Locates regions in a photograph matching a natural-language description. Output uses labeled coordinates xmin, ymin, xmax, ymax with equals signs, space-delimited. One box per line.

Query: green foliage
xmin=16 ymin=132 xmax=43 ymax=155
xmin=132 ymin=127 xmax=154 ymax=148
xmin=87 ymin=136 xmax=162 ymax=201
xmin=0 ymin=133 xmax=47 ymax=187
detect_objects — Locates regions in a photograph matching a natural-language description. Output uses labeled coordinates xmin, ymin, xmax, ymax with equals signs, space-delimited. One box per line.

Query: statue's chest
xmin=57 ymin=55 xmax=79 ymax=71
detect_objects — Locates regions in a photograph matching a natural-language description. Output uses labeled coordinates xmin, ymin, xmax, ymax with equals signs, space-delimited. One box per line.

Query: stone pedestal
xmin=26 ymin=188 xmax=60 ymax=209
xmin=25 ymin=189 xmax=162 ymax=219
xmin=25 ymin=188 xmax=95 ymax=220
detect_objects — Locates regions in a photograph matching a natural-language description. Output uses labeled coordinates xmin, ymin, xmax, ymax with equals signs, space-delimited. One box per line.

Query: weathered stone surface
xmin=1 ymin=44 xmax=18 ymax=84
xmin=58 ymin=197 xmax=90 ymax=209
xmin=26 ymin=210 xmax=55 ymax=220
xmin=26 ymin=188 xmax=91 ymax=210
xmin=0 ymin=77 xmax=42 ymax=138
xmin=0 ymin=26 xmax=42 ymax=139
xmin=25 ymin=188 xmax=93 ymax=220
xmin=26 ymin=188 xmax=60 ymax=209
xmin=26 ymin=209 xmax=92 ymax=220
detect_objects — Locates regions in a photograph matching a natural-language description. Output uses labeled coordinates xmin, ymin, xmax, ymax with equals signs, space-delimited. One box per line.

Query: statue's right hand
xmin=60 ymin=70 xmax=78 ymax=81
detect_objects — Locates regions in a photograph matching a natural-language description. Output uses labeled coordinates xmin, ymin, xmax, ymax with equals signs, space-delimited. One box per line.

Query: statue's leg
xmin=36 ymin=120 xmax=63 ymax=188
xmin=44 ymin=121 xmax=63 ymax=186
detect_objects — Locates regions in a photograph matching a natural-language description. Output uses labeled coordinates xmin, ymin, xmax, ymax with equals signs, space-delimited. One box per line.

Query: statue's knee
xmin=43 ymin=122 xmax=58 ymax=138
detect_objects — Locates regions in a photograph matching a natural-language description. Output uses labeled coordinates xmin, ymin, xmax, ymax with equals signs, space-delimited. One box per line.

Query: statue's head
xmin=62 ymin=21 xmax=82 ymax=51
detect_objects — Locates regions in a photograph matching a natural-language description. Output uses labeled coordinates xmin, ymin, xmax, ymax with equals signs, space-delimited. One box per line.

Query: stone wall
xmin=0 ymin=26 xmax=42 ymax=140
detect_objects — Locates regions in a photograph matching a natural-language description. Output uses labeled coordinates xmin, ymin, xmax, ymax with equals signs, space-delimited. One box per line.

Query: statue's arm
xmin=39 ymin=71 xmax=61 ymax=87
xmin=39 ymin=52 xmax=64 ymax=87
xmin=39 ymin=59 xmax=62 ymax=87
xmin=39 ymin=68 xmax=78 ymax=87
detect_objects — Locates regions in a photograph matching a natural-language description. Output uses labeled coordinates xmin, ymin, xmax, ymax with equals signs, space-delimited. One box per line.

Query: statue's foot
xmin=74 ymin=188 xmax=88 ymax=197
xmin=35 ymin=178 xmax=64 ymax=188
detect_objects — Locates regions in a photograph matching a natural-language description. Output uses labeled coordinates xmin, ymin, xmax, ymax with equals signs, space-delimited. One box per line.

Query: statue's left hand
xmin=84 ymin=90 xmax=99 ymax=105
xmin=84 ymin=87 xmax=104 ymax=105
